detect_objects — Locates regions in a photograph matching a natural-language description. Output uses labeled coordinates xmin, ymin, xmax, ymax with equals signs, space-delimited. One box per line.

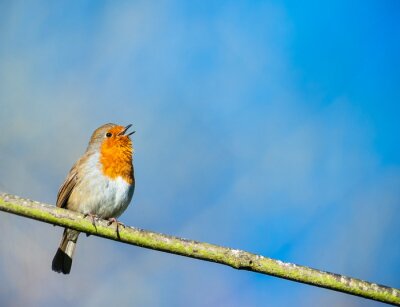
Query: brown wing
xmin=56 ymin=162 xmax=79 ymax=208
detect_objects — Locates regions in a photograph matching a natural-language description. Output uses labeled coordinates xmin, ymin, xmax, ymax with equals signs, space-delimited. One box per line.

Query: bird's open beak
xmin=119 ymin=124 xmax=135 ymax=136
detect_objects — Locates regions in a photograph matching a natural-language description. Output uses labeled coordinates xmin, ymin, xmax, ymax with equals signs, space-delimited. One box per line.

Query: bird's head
xmin=88 ymin=123 xmax=135 ymax=153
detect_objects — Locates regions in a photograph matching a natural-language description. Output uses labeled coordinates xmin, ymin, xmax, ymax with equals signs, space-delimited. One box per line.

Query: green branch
xmin=0 ymin=193 xmax=399 ymax=306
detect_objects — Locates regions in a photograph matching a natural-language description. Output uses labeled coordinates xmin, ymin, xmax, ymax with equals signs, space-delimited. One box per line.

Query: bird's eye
xmin=106 ymin=132 xmax=112 ymax=138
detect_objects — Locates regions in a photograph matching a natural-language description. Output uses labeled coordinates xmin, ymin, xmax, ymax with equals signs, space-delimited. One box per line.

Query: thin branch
xmin=0 ymin=193 xmax=399 ymax=306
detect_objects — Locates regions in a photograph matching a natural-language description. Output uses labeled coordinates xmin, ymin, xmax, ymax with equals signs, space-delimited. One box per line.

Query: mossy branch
xmin=0 ymin=193 xmax=399 ymax=306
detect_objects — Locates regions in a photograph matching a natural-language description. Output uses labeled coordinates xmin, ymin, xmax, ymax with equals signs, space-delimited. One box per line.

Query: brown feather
xmin=56 ymin=162 xmax=78 ymax=208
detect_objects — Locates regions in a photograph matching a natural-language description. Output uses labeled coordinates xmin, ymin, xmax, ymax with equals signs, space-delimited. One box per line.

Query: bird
xmin=52 ymin=123 xmax=135 ymax=274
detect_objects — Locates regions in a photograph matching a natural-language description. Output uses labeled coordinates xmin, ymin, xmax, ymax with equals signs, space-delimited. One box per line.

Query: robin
xmin=52 ymin=123 xmax=135 ymax=274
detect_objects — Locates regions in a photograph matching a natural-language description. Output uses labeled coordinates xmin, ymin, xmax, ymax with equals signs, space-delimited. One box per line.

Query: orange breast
xmin=100 ymin=137 xmax=134 ymax=184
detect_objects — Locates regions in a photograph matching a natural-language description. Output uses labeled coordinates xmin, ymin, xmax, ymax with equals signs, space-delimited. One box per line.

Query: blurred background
xmin=0 ymin=1 xmax=399 ymax=306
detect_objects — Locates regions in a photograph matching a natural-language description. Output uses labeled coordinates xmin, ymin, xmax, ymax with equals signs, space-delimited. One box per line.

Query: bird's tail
xmin=52 ymin=228 xmax=80 ymax=274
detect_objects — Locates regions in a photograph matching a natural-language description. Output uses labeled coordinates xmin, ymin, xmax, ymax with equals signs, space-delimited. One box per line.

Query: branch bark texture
xmin=0 ymin=193 xmax=399 ymax=306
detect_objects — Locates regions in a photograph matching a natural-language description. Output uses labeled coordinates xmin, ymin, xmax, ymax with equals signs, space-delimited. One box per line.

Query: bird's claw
xmin=84 ymin=213 xmax=99 ymax=235
xmin=107 ymin=218 xmax=125 ymax=239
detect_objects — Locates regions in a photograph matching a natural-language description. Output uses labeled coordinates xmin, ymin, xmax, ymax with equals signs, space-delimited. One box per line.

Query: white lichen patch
xmin=340 ymin=276 xmax=349 ymax=285
xmin=231 ymin=249 xmax=241 ymax=257
xmin=371 ymin=283 xmax=379 ymax=291
xmin=161 ymin=237 xmax=172 ymax=244
xmin=276 ymin=260 xmax=296 ymax=268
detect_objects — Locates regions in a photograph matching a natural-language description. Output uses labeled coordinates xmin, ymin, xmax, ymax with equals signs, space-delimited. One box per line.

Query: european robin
xmin=52 ymin=123 xmax=135 ymax=274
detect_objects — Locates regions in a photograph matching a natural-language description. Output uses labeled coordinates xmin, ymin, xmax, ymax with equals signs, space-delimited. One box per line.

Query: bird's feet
xmin=107 ymin=217 xmax=125 ymax=239
xmin=83 ymin=213 xmax=99 ymax=235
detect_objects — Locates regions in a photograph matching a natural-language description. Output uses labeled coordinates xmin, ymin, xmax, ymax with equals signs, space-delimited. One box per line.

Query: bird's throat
xmin=100 ymin=142 xmax=134 ymax=184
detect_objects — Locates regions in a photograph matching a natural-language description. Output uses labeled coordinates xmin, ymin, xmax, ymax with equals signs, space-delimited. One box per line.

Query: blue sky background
xmin=0 ymin=1 xmax=399 ymax=306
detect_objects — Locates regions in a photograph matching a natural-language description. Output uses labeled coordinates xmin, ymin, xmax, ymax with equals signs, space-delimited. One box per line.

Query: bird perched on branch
xmin=52 ymin=123 xmax=135 ymax=274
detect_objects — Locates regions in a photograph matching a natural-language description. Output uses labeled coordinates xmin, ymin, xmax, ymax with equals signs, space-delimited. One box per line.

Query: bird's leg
xmin=107 ymin=217 xmax=125 ymax=239
xmin=83 ymin=213 xmax=99 ymax=235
